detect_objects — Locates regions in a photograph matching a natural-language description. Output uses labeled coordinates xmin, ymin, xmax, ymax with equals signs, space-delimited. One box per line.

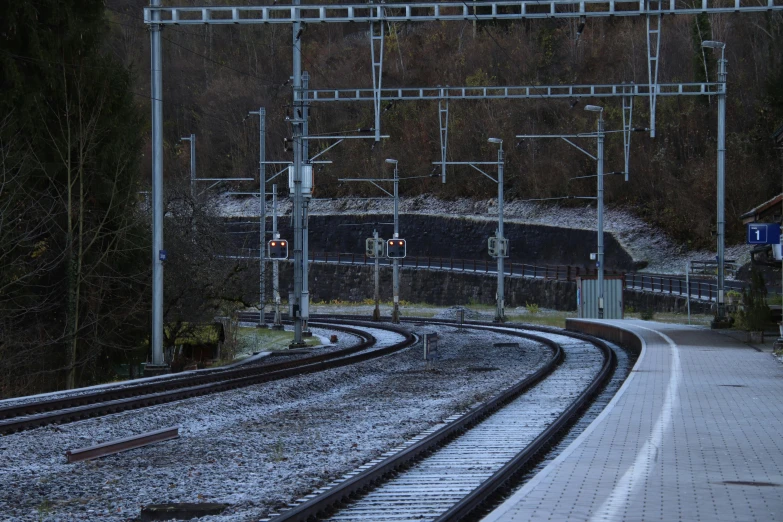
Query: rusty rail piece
xmin=269 ymin=318 xmax=616 ymax=522
xmin=0 ymin=321 xmax=415 ymax=434
xmin=65 ymin=426 xmax=179 ymax=463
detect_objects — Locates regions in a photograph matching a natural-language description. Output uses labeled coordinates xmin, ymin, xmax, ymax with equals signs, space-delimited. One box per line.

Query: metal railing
xmin=233 ymin=248 xmax=726 ymax=301
xmin=308 ymin=251 xmax=612 ymax=281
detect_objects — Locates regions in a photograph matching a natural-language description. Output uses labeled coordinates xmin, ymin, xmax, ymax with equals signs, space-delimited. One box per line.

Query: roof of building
xmin=773 ymin=123 xmax=783 ymax=143
xmin=740 ymin=193 xmax=783 ymax=223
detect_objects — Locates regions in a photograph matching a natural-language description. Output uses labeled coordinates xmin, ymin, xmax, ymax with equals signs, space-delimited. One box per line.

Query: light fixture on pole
xmin=702 ymin=40 xmax=730 ymax=328
xmin=385 ymin=158 xmax=401 ymax=324
xmin=488 ymin=138 xmax=506 ymax=323
xmin=585 ymin=105 xmax=606 ymax=319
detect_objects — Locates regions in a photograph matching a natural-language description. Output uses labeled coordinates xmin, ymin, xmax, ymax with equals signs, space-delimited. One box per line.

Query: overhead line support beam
xmin=145 ymin=1 xmax=783 ymax=25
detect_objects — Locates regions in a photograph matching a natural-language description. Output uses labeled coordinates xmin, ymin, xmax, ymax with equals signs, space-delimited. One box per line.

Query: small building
xmin=740 ymin=194 xmax=782 ymax=267
xmin=740 ymin=193 xmax=783 ymax=226
xmin=169 ymin=322 xmax=226 ymax=363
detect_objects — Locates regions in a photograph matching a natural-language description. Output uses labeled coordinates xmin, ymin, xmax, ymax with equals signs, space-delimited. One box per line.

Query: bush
xmin=736 ymin=266 xmax=770 ymax=332
xmin=640 ymin=309 xmax=655 ymax=321
xmin=526 ymin=302 xmax=540 ymax=315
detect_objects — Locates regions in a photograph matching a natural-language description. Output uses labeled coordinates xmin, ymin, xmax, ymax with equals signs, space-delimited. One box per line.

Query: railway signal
xmin=488 ymin=237 xmax=509 ymax=258
xmin=386 ymin=238 xmax=406 ymax=258
xmin=366 ymin=237 xmax=385 ymax=258
xmin=268 ymin=239 xmax=289 ymax=259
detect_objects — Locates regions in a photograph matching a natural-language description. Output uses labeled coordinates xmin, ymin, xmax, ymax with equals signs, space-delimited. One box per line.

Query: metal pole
xmin=248 ymin=108 xmax=267 ymax=327
xmin=189 ymin=134 xmax=196 ymax=199
xmin=392 ymin=163 xmax=400 ymax=324
xmin=686 ymin=260 xmax=691 ymax=325
xmin=373 ymin=229 xmax=381 ymax=321
xmin=779 ymin=167 xmax=783 ymax=343
xmin=495 ymin=144 xmax=505 ymax=323
xmin=272 ymin=184 xmax=283 ymax=330
xmin=150 ymin=0 xmax=164 ymax=366
xmin=290 ymin=0 xmax=305 ymax=347
xmin=715 ymin=49 xmax=728 ymax=325
xmin=302 ymin=199 xmax=311 ymax=335
xmin=302 ymin=72 xmax=311 ymax=336
xmin=597 ymin=111 xmax=605 ymax=319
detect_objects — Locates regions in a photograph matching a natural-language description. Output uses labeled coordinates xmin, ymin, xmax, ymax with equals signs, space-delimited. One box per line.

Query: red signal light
xmin=271 ymin=241 xmax=277 ymax=246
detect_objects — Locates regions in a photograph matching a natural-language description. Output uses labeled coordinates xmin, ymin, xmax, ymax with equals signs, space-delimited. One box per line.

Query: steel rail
xmin=266 ymin=318 xmax=615 ymax=522
xmin=434 ymin=322 xmax=617 ymax=521
xmin=268 ymin=324 xmax=567 ymax=522
xmin=0 ymin=321 xmax=415 ymax=434
xmin=0 ymin=323 xmax=371 ymax=422
xmin=65 ymin=426 xmax=180 ymax=463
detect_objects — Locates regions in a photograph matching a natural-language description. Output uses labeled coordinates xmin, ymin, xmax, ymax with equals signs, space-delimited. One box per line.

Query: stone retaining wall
xmin=274 ymin=264 xmax=715 ymax=314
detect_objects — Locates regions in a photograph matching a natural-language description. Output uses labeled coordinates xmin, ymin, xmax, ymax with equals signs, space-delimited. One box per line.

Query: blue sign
xmin=747 ymin=223 xmax=781 ymax=245
xmin=159 ymin=250 xmax=167 ymax=261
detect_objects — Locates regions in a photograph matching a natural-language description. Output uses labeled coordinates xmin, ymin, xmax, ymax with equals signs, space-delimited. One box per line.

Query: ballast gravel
xmin=0 ymin=323 xmax=550 ymax=522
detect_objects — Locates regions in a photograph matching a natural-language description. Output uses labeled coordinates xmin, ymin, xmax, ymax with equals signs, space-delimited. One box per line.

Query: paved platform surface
xmin=483 ymin=320 xmax=783 ymax=522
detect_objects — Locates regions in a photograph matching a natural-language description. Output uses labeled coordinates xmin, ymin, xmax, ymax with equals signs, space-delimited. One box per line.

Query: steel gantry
xmin=144 ymin=0 xmax=783 ymax=25
xmin=144 ymin=1 xmax=782 ymax=364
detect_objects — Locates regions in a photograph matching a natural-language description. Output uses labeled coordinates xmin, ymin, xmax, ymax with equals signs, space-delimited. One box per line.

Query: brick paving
xmin=483 ymin=320 xmax=783 ymax=522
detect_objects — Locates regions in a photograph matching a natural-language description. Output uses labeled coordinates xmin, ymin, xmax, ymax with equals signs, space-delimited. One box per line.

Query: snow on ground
xmin=0 ymin=323 xmax=550 ymax=522
xmin=213 ymin=193 xmax=751 ymax=275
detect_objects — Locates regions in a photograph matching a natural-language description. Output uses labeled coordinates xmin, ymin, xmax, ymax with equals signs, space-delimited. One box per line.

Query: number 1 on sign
xmin=756 ymin=229 xmax=761 ymax=240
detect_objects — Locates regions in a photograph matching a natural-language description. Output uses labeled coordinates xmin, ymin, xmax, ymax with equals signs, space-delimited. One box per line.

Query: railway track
xmin=0 ymin=321 xmax=415 ymax=435
xmin=262 ymin=320 xmax=616 ymax=522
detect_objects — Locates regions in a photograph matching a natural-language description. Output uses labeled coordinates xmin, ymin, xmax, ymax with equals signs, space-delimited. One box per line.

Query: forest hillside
xmin=107 ymin=1 xmax=783 ymax=245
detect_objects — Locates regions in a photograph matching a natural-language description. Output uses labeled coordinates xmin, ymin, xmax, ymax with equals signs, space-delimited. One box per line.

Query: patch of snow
xmin=213 ymin=193 xmax=751 ymax=276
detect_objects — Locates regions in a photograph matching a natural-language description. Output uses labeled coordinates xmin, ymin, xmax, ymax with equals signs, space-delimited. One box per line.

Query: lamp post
xmin=584 ymin=105 xmax=605 ymax=318
xmin=488 ymin=138 xmax=505 ymax=323
xmin=385 ymin=158 xmax=401 ymax=323
xmin=703 ymin=40 xmax=729 ymax=327
xmin=435 ymin=143 xmax=506 ymax=321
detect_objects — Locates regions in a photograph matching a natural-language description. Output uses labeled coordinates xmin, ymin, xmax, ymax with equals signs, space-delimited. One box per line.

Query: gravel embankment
xmin=0 ymin=323 xmax=550 ymax=522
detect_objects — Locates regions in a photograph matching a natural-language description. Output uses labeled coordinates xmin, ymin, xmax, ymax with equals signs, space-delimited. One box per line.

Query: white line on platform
xmin=481 ymin=321 xmax=649 ymax=522
xmin=589 ymin=325 xmax=681 ymax=522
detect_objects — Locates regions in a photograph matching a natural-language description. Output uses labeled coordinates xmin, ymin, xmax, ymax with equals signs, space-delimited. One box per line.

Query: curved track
xmin=264 ymin=319 xmax=616 ymax=522
xmin=0 ymin=321 xmax=415 ymax=434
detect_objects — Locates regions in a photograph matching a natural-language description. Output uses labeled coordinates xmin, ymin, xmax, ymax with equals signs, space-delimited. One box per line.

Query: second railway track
xmin=0 ymin=320 xmax=415 ymax=435
xmin=264 ymin=320 xmax=616 ymax=522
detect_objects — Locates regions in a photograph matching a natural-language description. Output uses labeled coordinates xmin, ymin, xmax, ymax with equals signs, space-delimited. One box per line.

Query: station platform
xmin=483 ymin=319 xmax=783 ymax=522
